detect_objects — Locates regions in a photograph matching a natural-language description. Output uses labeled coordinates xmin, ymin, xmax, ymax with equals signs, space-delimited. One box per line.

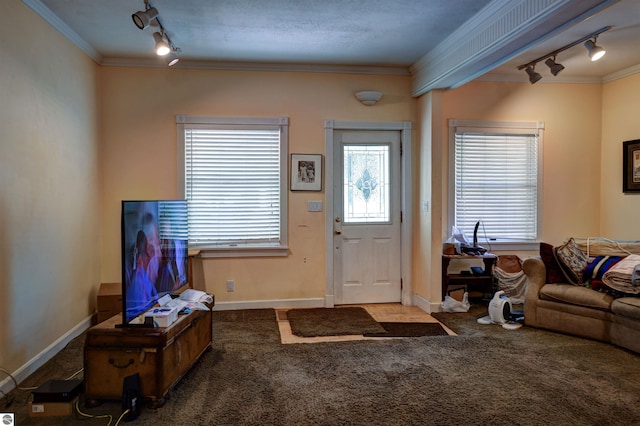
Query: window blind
xmin=454 ymin=131 xmax=538 ymax=241
xmin=184 ymin=127 xmax=281 ymax=247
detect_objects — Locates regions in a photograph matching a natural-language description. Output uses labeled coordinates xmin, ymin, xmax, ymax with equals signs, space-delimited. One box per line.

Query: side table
xmin=442 ymin=254 xmax=497 ymax=300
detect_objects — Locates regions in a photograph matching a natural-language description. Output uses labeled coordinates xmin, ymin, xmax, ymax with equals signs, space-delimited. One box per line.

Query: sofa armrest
xmin=523 ymin=257 xmax=546 ymax=327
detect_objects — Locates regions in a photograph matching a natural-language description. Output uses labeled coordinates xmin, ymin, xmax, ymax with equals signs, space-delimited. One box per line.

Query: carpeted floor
xmin=4 ymin=305 xmax=640 ymax=425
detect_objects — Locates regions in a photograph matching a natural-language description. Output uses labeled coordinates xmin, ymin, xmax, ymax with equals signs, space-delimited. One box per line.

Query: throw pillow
xmin=540 ymin=242 xmax=566 ymax=283
xmin=554 ymin=238 xmax=589 ymax=285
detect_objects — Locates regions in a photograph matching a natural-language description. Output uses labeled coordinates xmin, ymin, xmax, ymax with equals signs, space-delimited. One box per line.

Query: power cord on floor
xmin=74 ymin=398 xmax=131 ymax=426
xmin=0 ymin=367 xmax=38 ymax=391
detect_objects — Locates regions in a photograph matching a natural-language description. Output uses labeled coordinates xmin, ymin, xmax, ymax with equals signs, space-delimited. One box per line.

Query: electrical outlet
xmin=226 ymin=280 xmax=235 ymax=292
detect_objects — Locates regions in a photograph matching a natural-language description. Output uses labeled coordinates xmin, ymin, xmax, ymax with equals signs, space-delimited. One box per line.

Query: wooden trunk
xmin=84 ymin=308 xmax=212 ymax=408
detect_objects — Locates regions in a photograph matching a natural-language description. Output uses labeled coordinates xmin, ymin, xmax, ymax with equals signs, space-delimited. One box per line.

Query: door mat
xmin=287 ymin=307 xmax=385 ymax=337
xmin=363 ymin=322 xmax=449 ymax=337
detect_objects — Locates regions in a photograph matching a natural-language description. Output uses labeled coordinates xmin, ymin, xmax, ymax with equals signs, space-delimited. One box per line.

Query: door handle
xmin=335 ymin=229 xmax=342 ymax=235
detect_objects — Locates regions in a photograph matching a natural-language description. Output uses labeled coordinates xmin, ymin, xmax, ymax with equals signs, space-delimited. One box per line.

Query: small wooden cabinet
xmin=84 ymin=307 xmax=212 ymax=408
xmin=442 ymin=254 xmax=497 ymax=300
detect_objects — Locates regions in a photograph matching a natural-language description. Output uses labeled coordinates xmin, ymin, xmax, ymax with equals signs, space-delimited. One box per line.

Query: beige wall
xmin=411 ymin=81 xmax=607 ymax=303
xmin=601 ymin=73 xmax=640 ymax=238
xmin=0 ymin=0 xmax=100 ymax=374
xmin=100 ymin=67 xmax=415 ymax=304
xmin=441 ymin=81 xmax=604 ymax=244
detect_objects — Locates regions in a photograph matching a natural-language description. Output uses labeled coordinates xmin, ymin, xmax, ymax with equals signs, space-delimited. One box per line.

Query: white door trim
xmin=324 ymin=120 xmax=412 ymax=307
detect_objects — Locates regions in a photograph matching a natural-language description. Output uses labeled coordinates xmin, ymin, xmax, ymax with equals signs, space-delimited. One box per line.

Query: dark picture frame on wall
xmin=623 ymin=139 xmax=640 ymax=193
xmin=290 ymin=154 xmax=322 ymax=191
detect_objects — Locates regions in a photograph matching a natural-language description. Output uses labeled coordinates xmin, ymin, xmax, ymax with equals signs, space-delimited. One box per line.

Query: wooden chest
xmin=96 ymin=283 xmax=122 ymax=324
xmin=84 ymin=307 xmax=212 ymax=408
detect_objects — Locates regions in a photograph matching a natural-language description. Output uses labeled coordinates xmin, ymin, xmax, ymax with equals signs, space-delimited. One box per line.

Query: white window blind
xmin=450 ymin=120 xmax=543 ymax=243
xmin=178 ymin=116 xmax=288 ymax=253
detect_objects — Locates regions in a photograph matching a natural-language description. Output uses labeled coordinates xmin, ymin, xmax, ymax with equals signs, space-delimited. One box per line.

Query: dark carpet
xmin=363 ymin=322 xmax=449 ymax=337
xmin=286 ymin=307 xmax=385 ymax=337
xmin=4 ymin=306 xmax=640 ymax=425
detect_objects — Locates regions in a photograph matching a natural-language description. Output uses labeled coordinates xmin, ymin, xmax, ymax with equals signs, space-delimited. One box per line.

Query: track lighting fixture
xmin=132 ymin=7 xmax=158 ymax=30
xmin=584 ymin=39 xmax=606 ymax=61
xmin=154 ymin=32 xmax=170 ymax=56
xmin=525 ymin=65 xmax=542 ymax=84
xmin=517 ymin=26 xmax=610 ymax=84
xmin=165 ymin=52 xmax=180 ymax=67
xmin=131 ymin=1 xmax=181 ymax=66
xmin=544 ymin=57 xmax=565 ymax=76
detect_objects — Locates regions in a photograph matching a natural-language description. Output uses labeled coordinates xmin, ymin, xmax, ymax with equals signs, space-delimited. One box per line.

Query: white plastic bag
xmin=441 ymin=292 xmax=470 ymax=313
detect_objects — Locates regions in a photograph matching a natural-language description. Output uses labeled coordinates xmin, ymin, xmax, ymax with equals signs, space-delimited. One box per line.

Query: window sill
xmin=482 ymin=241 xmax=540 ymax=252
xmin=194 ymin=246 xmax=289 ymax=258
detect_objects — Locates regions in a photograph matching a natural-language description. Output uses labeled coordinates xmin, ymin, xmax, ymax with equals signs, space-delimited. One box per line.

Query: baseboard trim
xmin=213 ymin=298 xmax=326 ymax=311
xmin=0 ymin=314 xmax=93 ymax=395
xmin=413 ymin=294 xmax=442 ymax=314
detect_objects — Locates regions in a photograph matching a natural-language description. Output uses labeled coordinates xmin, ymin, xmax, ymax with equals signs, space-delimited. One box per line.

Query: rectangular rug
xmin=363 ymin=322 xmax=449 ymax=337
xmin=287 ymin=307 xmax=385 ymax=337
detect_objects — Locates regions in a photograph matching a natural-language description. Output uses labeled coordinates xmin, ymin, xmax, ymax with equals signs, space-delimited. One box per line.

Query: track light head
xmin=525 ymin=65 xmax=542 ymax=84
xmin=153 ymin=32 xmax=170 ymax=56
xmin=544 ymin=57 xmax=565 ymax=76
xmin=132 ymin=7 xmax=158 ymax=30
xmin=584 ymin=39 xmax=606 ymax=61
xmin=165 ymin=52 xmax=179 ymax=66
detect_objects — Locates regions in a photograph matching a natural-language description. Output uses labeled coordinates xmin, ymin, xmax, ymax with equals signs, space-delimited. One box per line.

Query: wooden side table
xmin=442 ymin=254 xmax=497 ymax=300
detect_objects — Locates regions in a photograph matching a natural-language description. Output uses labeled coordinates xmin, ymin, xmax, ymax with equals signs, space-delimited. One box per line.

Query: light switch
xmin=307 ymin=200 xmax=323 ymax=212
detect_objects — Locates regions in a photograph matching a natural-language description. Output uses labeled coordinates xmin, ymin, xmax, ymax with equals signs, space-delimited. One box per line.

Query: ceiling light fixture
xmin=584 ymin=39 xmax=606 ymax=61
xmin=517 ymin=26 xmax=610 ymax=84
xmin=132 ymin=6 xmax=158 ymax=30
xmin=154 ymin=32 xmax=170 ymax=56
xmin=132 ymin=1 xmax=181 ymax=66
xmin=544 ymin=57 xmax=565 ymax=76
xmin=165 ymin=52 xmax=180 ymax=67
xmin=355 ymin=90 xmax=383 ymax=106
xmin=525 ymin=65 xmax=542 ymax=84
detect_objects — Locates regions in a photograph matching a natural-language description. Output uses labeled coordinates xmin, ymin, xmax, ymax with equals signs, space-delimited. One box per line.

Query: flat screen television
xmin=121 ymin=200 xmax=189 ymax=326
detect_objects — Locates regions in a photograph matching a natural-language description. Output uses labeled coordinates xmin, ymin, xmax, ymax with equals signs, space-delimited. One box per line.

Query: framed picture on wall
xmin=623 ymin=139 xmax=640 ymax=193
xmin=291 ymin=154 xmax=322 ymax=191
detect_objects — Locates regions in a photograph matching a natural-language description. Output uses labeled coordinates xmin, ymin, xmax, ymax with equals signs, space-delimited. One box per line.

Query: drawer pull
xmin=108 ymin=358 xmax=134 ymax=369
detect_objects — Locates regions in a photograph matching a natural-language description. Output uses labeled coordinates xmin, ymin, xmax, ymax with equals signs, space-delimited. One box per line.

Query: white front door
xmin=332 ymin=130 xmax=402 ymax=305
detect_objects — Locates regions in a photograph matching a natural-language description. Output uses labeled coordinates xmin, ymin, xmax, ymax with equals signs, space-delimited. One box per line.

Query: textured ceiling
xmin=28 ymin=0 xmax=640 ymax=85
xmin=39 ymin=0 xmax=491 ymax=66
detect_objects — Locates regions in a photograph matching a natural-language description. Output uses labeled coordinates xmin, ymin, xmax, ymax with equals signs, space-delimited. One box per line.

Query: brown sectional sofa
xmin=523 ymin=238 xmax=640 ymax=353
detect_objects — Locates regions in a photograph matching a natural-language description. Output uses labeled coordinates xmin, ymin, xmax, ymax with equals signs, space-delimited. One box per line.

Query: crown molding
xmin=100 ymin=57 xmax=411 ymax=76
xmin=602 ymin=63 xmax=640 ymax=83
xmin=22 ymin=0 xmax=102 ymax=63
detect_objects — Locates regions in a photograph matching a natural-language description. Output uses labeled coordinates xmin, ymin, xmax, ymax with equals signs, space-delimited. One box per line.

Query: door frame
xmin=324 ymin=120 xmax=413 ymax=307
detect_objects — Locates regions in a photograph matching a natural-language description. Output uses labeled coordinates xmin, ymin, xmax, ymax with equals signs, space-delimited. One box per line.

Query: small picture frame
xmin=623 ymin=139 xmax=640 ymax=193
xmin=291 ymin=154 xmax=322 ymax=191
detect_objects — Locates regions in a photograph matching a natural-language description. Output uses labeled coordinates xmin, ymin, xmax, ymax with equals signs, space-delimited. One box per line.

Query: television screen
xmin=121 ymin=200 xmax=188 ymax=325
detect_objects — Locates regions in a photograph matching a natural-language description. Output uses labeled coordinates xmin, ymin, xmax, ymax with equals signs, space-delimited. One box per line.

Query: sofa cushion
xmin=611 ymin=297 xmax=640 ymax=321
xmin=554 ymin=238 xmax=588 ymax=285
xmin=540 ymin=242 xmax=566 ymax=283
xmin=540 ymin=284 xmax=614 ymax=311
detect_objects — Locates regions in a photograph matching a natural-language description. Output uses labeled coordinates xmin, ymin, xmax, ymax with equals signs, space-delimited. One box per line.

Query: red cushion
xmin=540 ymin=242 xmax=566 ymax=283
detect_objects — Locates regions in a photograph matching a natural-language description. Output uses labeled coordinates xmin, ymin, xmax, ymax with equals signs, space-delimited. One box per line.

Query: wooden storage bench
xmin=83 ymin=307 xmax=212 ymax=408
